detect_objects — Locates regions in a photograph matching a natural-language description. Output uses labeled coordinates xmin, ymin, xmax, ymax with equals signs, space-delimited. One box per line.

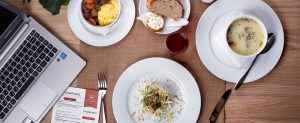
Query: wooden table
xmin=8 ymin=0 xmax=300 ymax=123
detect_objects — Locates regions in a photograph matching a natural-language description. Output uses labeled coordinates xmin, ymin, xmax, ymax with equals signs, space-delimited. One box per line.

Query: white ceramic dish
xmin=223 ymin=15 xmax=268 ymax=58
xmin=68 ymin=0 xmax=135 ymax=47
xmin=196 ymin=0 xmax=284 ymax=83
xmin=112 ymin=57 xmax=201 ymax=123
xmin=138 ymin=0 xmax=191 ymax=34
xmin=211 ymin=10 xmax=267 ymax=68
xmin=79 ymin=0 xmax=121 ymax=35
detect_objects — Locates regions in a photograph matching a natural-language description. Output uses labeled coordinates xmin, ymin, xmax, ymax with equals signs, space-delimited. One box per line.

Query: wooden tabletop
xmin=9 ymin=0 xmax=300 ymax=123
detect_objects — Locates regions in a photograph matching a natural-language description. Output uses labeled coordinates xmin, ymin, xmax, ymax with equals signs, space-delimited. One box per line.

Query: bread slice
xmin=147 ymin=0 xmax=184 ymax=20
xmin=145 ymin=12 xmax=164 ymax=32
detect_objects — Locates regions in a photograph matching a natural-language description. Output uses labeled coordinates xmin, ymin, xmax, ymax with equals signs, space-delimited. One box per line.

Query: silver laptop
xmin=0 ymin=0 xmax=86 ymax=123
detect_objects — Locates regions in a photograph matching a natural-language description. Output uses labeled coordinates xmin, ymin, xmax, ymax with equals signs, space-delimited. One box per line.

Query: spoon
xmin=209 ymin=33 xmax=275 ymax=123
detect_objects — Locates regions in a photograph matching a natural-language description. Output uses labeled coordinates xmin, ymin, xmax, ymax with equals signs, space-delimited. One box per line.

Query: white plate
xmin=138 ymin=0 xmax=191 ymax=34
xmin=67 ymin=0 xmax=135 ymax=47
xmin=196 ymin=0 xmax=284 ymax=83
xmin=112 ymin=57 xmax=201 ymax=123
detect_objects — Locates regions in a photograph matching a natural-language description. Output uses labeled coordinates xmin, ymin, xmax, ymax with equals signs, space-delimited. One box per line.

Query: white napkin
xmin=201 ymin=0 xmax=215 ymax=3
xmin=137 ymin=12 xmax=189 ymax=28
xmin=214 ymin=35 xmax=254 ymax=68
xmin=164 ymin=18 xmax=189 ymax=27
xmin=223 ymin=48 xmax=254 ymax=68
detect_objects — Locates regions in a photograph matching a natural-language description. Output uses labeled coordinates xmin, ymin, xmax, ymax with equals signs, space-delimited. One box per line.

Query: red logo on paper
xmin=82 ymin=116 xmax=95 ymax=120
xmin=63 ymin=97 xmax=76 ymax=101
xmin=84 ymin=90 xmax=99 ymax=109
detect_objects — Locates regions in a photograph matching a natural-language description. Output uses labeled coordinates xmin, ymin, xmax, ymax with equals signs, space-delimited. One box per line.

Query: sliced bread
xmin=147 ymin=0 xmax=183 ymax=20
xmin=145 ymin=12 xmax=164 ymax=32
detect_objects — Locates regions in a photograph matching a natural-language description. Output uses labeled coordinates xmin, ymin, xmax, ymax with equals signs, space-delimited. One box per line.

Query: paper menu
xmin=51 ymin=87 xmax=101 ymax=123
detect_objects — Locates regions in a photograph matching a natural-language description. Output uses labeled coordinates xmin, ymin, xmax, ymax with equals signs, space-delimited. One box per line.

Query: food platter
xmin=112 ymin=57 xmax=201 ymax=123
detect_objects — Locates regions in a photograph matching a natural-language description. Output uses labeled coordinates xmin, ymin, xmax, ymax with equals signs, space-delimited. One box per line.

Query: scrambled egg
xmin=98 ymin=0 xmax=119 ymax=26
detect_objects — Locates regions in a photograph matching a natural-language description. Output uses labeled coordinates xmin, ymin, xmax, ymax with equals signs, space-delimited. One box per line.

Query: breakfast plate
xmin=68 ymin=0 xmax=135 ymax=47
xmin=138 ymin=0 xmax=191 ymax=34
xmin=112 ymin=57 xmax=201 ymax=123
xmin=196 ymin=0 xmax=284 ymax=83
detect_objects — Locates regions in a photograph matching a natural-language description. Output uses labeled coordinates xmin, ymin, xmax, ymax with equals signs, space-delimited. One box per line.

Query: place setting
xmin=112 ymin=0 xmax=284 ymax=123
xmin=1 ymin=0 xmax=295 ymax=123
xmin=71 ymin=0 xmax=284 ymax=122
xmin=66 ymin=0 xmax=199 ymax=122
xmin=195 ymin=0 xmax=284 ymax=122
xmin=196 ymin=0 xmax=284 ymax=83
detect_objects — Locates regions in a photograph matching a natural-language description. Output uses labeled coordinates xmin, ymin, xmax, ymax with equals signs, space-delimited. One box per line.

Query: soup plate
xmin=210 ymin=9 xmax=267 ymax=68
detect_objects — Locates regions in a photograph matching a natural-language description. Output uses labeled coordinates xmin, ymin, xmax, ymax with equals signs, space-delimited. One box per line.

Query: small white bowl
xmin=223 ymin=15 xmax=268 ymax=58
xmin=79 ymin=0 xmax=121 ymax=35
xmin=210 ymin=10 xmax=268 ymax=68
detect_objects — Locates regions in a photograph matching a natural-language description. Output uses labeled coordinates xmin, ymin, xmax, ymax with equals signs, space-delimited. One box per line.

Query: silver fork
xmin=98 ymin=73 xmax=107 ymax=123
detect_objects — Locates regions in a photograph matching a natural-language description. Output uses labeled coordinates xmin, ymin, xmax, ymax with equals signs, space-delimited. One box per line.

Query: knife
xmin=209 ymin=89 xmax=233 ymax=123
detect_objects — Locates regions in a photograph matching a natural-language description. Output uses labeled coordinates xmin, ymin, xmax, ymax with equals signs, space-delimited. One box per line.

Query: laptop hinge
xmin=0 ymin=23 xmax=29 ymax=65
xmin=24 ymin=14 xmax=31 ymax=24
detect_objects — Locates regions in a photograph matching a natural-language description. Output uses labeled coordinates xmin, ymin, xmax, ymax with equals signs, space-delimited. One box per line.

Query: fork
xmin=98 ymin=73 xmax=107 ymax=123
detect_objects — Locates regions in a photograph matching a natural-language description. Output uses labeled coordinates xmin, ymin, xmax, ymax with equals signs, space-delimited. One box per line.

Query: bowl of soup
xmin=225 ymin=16 xmax=267 ymax=57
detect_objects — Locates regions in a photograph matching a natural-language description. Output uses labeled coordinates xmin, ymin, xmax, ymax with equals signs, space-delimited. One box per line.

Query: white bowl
xmin=210 ymin=10 xmax=268 ymax=68
xmin=223 ymin=15 xmax=268 ymax=58
xmin=79 ymin=0 xmax=121 ymax=35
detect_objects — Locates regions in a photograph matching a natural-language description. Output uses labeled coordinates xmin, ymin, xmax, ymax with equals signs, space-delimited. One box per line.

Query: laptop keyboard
xmin=0 ymin=30 xmax=59 ymax=120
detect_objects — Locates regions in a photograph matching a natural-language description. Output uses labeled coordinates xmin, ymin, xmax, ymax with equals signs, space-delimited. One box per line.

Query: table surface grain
xmin=8 ymin=0 xmax=300 ymax=123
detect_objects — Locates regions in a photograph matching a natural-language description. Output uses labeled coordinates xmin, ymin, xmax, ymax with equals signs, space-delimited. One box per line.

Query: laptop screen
xmin=0 ymin=6 xmax=17 ymax=37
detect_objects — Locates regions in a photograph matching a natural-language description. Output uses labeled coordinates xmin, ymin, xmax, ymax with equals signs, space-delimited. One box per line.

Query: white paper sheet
xmin=51 ymin=87 xmax=101 ymax=123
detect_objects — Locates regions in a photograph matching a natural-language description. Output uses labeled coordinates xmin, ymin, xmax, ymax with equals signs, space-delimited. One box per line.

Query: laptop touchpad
xmin=19 ymin=82 xmax=57 ymax=120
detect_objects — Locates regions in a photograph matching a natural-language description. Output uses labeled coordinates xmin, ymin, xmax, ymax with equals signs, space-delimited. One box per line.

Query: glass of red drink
xmin=166 ymin=32 xmax=189 ymax=55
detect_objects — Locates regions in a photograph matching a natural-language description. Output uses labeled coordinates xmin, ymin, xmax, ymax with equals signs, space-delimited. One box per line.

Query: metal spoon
xmin=209 ymin=33 xmax=275 ymax=123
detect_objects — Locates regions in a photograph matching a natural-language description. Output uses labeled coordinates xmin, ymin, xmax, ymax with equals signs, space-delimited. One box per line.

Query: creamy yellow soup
xmin=227 ymin=18 xmax=265 ymax=56
xmin=98 ymin=0 xmax=119 ymax=26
